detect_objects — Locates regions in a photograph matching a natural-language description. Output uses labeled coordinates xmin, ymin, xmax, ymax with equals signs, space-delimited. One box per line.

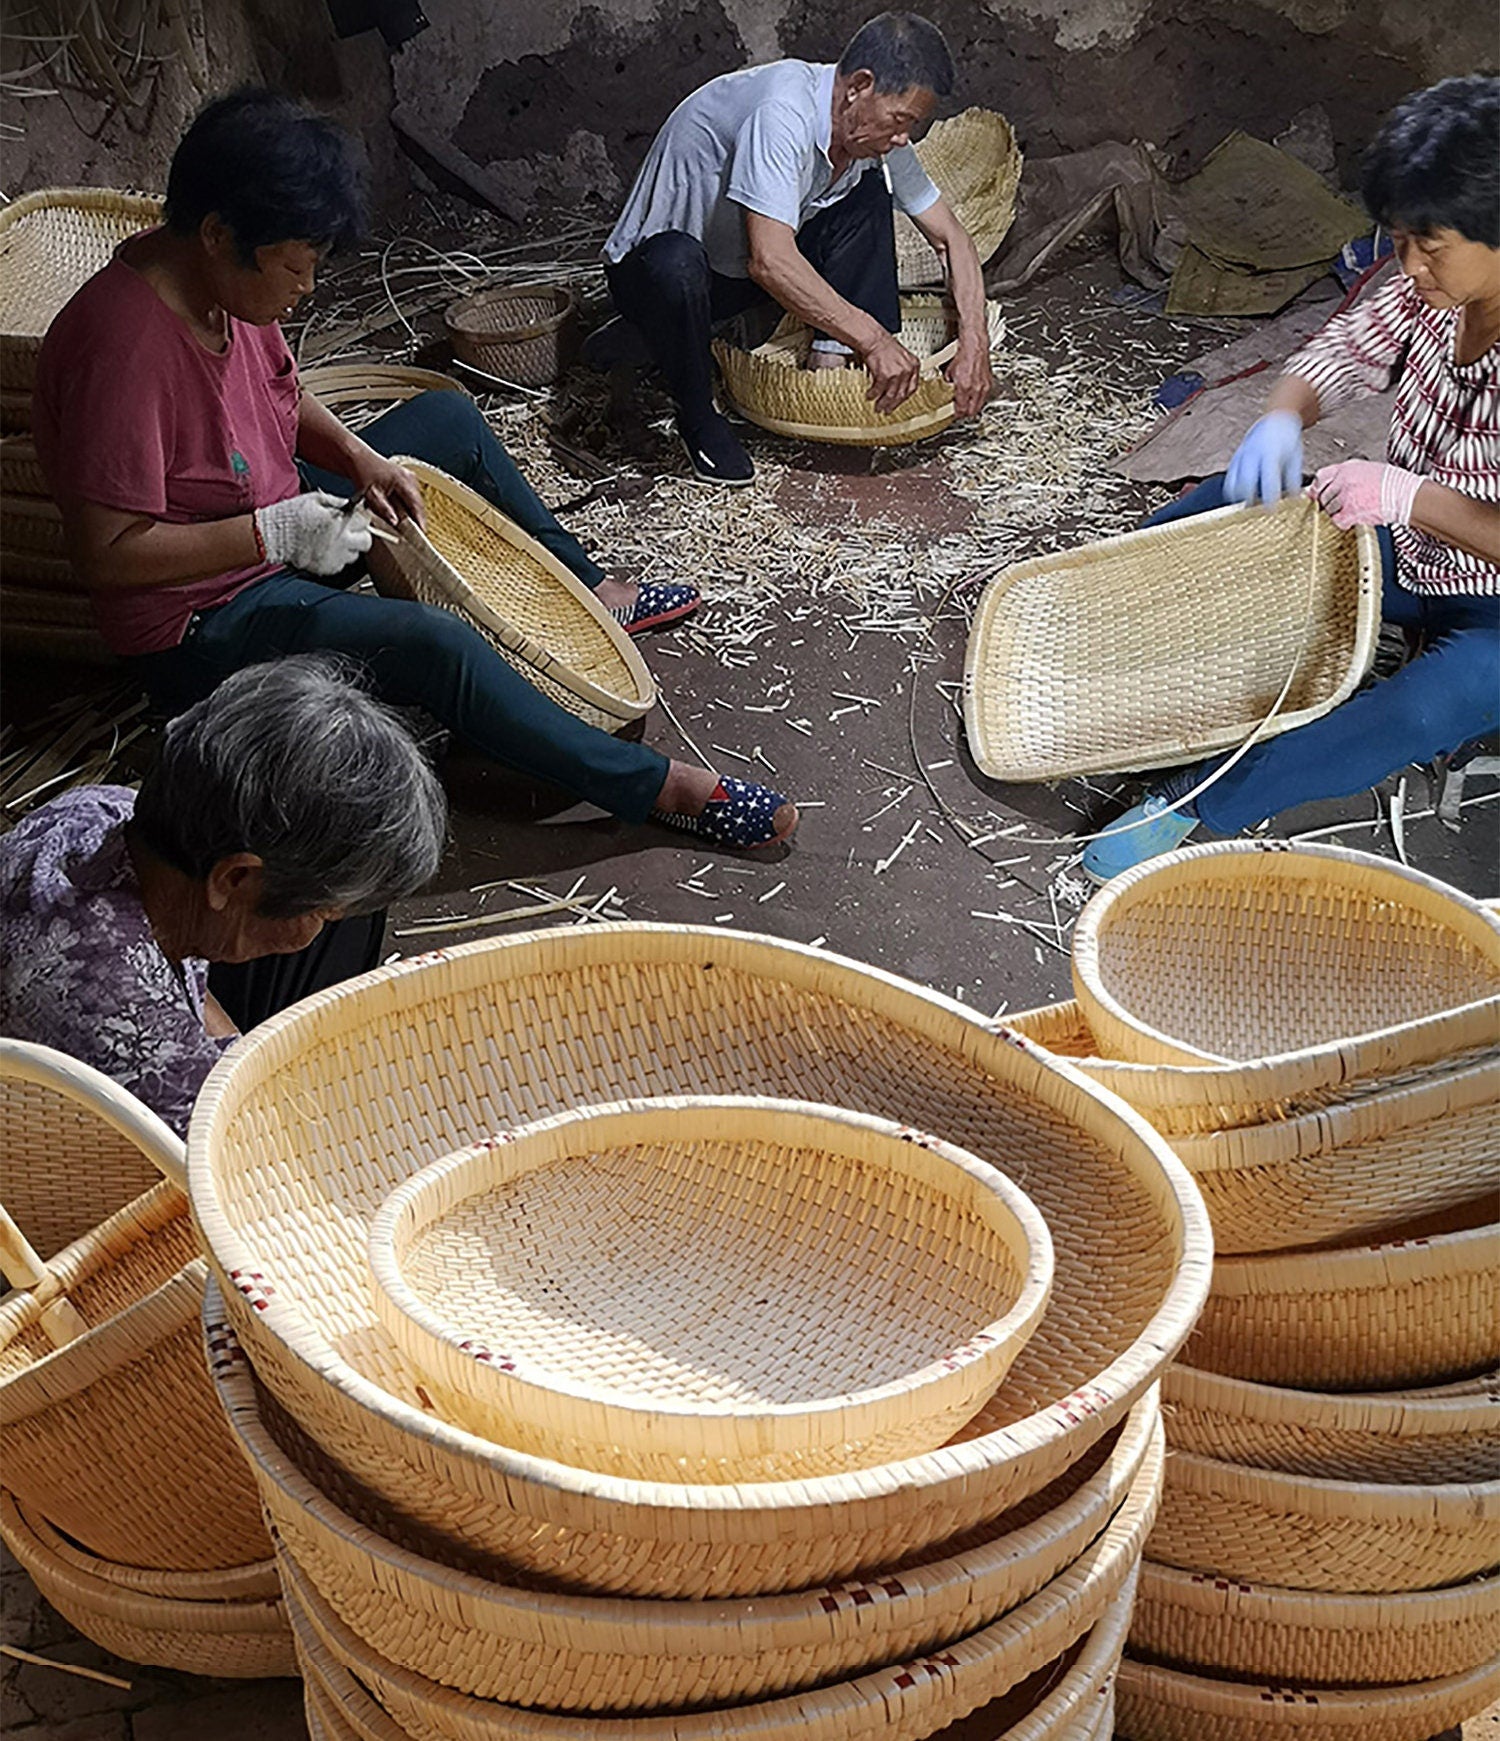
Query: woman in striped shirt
xmin=1085 ymin=76 xmax=1499 ymax=882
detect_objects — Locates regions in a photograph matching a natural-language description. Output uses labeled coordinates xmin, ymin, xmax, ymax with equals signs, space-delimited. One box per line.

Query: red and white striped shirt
xmin=1286 ymin=268 xmax=1498 ymax=597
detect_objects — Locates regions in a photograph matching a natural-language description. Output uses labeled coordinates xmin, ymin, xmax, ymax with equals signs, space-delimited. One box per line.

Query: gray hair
xmin=132 ymin=656 xmax=446 ymax=917
xmin=838 ymin=13 xmax=955 ymax=99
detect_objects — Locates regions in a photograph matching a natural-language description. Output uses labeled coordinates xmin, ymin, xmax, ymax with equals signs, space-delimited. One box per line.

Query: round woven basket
xmin=1184 ymin=1197 xmax=1499 ymax=1390
xmin=2 ymin=491 xmax=65 ymax=555
xmin=301 ymin=363 xmax=467 ymax=433
xmin=1071 ymin=840 xmax=1500 ymax=1066
xmin=0 ymin=1180 xmax=272 ymax=1572
xmin=368 ymin=1097 xmax=1054 ymax=1483
xmin=713 ymin=295 xmax=1005 ymax=447
xmin=895 ymin=108 xmax=1024 ymax=288
xmin=1148 ymin=1446 xmax=1500 ymax=1593
xmin=1160 ymin=1362 xmax=1500 ymax=1483
xmin=18 ymin=1502 xmax=281 ymax=1602
xmin=209 ymin=1295 xmax=1156 ymax=1713
xmin=366 ymin=457 xmax=655 ymax=734
xmin=1131 ymin=1557 xmax=1500 ymax=1686
xmin=1114 ymin=1652 xmax=1500 ymax=1741
xmin=0 ymin=1492 xmax=293 ymax=1677
xmin=0 ymin=188 xmax=163 ymax=391
xmin=444 ymin=284 xmax=579 ymax=388
xmin=0 ymin=434 xmax=46 ymax=496
xmin=187 ymin=925 xmax=1212 ymax=1599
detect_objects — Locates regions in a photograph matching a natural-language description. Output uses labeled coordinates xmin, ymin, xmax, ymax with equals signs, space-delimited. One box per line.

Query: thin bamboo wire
xmin=209 ymin=1292 xmax=1156 ymax=1712
xmin=895 ymin=109 xmax=1024 ymax=288
xmin=1148 ymin=1446 xmax=1500 ymax=1593
xmin=1130 ymin=1557 xmax=1500 ymax=1686
xmin=1070 ymin=841 xmax=1500 ymax=1066
xmin=368 ymin=1098 xmax=1054 ymax=1482
xmin=187 ymin=924 xmax=1212 ymax=1599
xmin=367 ymin=458 xmax=655 ymax=733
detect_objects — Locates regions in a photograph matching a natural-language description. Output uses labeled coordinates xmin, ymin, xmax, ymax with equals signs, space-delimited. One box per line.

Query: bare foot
xmin=594 ymin=577 xmax=638 ymax=615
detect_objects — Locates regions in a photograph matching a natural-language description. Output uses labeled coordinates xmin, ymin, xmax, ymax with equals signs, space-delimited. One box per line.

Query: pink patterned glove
xmin=1307 ymin=461 xmax=1424 ymax=530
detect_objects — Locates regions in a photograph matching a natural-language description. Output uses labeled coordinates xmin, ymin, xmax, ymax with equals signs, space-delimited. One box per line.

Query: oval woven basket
xmin=444 ymin=284 xmax=579 ymax=388
xmin=963 ymin=498 xmax=1380 ymax=782
xmin=895 ymin=108 xmax=1024 ymax=288
xmin=188 ymin=925 xmax=1212 ymax=1599
xmin=1160 ymin=1363 xmax=1500 ymax=1484
xmin=0 ymin=1492 xmax=293 ymax=1678
xmin=1131 ymin=1557 xmax=1500 ymax=1686
xmin=0 ymin=1180 xmax=271 ymax=1572
xmin=0 ymin=434 xmax=46 ymax=495
xmin=1114 ymin=1652 xmax=1500 ymax=1741
xmin=209 ymin=1294 xmax=1155 ymax=1713
xmin=713 ymin=294 xmax=1005 ymax=447
xmin=1071 ymin=840 xmax=1500 ymax=1066
xmin=0 ymin=188 xmax=163 ymax=391
xmin=368 ymin=1097 xmax=1054 ymax=1483
xmin=1148 ymin=1446 xmax=1500 ymax=1593
xmin=366 ymin=457 xmax=655 ymax=734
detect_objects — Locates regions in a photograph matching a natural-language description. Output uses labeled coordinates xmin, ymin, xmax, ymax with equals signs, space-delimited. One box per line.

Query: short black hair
xmin=1361 ymin=75 xmax=1500 ymax=247
xmin=838 ymin=12 xmax=955 ymax=99
xmin=164 ymin=87 xmax=366 ymax=265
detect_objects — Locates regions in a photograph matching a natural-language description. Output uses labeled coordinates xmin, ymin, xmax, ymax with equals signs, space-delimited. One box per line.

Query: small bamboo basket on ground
xmin=896 ymin=108 xmax=1024 ymax=287
xmin=366 ymin=457 xmax=655 ymax=733
xmin=962 ymin=498 xmax=1380 ymax=781
xmin=713 ymin=294 xmax=1005 ymax=446
xmin=445 ymin=284 xmax=579 ymax=388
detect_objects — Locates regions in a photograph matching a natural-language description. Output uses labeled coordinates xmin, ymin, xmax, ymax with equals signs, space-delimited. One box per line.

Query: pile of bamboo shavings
xmin=0 ymin=685 xmax=152 ymax=829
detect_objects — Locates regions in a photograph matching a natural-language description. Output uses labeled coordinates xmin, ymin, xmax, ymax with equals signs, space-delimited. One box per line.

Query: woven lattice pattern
xmin=445 ymin=285 xmax=576 ymax=387
xmin=895 ymin=108 xmax=1023 ymax=288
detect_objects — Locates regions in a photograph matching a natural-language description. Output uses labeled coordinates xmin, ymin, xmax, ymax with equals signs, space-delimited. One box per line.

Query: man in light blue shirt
xmin=596 ymin=13 xmax=994 ymax=485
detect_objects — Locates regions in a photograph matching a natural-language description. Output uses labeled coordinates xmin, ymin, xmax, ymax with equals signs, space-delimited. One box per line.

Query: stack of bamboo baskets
xmin=1010 ymin=840 xmax=1500 ymax=1741
xmin=187 ymin=923 xmax=1215 ymax=1738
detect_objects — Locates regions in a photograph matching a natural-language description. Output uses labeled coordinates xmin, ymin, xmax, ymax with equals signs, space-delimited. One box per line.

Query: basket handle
xmin=0 ymin=1205 xmax=88 ymax=1348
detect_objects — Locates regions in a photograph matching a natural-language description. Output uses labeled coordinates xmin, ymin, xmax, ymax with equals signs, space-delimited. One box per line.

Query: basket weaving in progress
xmin=962 ymin=497 xmax=1380 ymax=781
xmin=366 ymin=457 xmax=656 ymax=733
xmin=713 ymin=294 xmax=1005 ymax=446
xmin=895 ymin=108 xmax=1024 ymax=287
xmin=367 ymin=1097 xmax=1054 ymax=1483
xmin=188 ymin=924 xmax=1211 ymax=1598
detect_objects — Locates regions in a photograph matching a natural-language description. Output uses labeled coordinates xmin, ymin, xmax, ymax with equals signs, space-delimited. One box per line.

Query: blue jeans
xmin=129 ymin=392 xmax=669 ymax=822
xmin=1145 ymin=474 xmax=1500 ymax=835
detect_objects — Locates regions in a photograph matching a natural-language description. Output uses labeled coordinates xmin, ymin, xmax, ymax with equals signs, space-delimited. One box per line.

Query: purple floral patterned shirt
xmin=0 ymin=786 xmax=230 ymax=1136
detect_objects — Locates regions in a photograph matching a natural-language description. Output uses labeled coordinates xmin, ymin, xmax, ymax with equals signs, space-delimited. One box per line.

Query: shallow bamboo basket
xmin=1071 ymin=840 xmax=1500 ymax=1066
xmin=1160 ymin=1362 xmax=1500 ymax=1483
xmin=963 ymin=499 xmax=1379 ymax=781
xmin=0 ymin=435 xmax=46 ymax=495
xmin=1114 ymin=1652 xmax=1500 ymax=1741
xmin=18 ymin=1501 xmax=281 ymax=1601
xmin=302 ymin=362 xmax=467 ymax=430
xmin=0 ymin=1492 xmax=293 ymax=1677
xmin=2 ymin=491 xmax=64 ymax=555
xmin=0 ymin=188 xmax=163 ymax=390
xmin=0 ymin=1180 xmax=271 ymax=1572
xmin=188 ymin=925 xmax=1211 ymax=1599
xmin=210 ymin=1293 xmax=1154 ymax=1712
xmin=1148 ymin=1445 xmax=1500 ymax=1593
xmin=1131 ymin=1557 xmax=1500 ymax=1686
xmin=896 ymin=108 xmax=1023 ymax=287
xmin=713 ymin=295 xmax=1005 ymax=447
xmin=367 ymin=457 xmax=655 ymax=733
xmin=1185 ymin=1199 xmax=1499 ymax=1389
xmin=369 ymin=1098 xmax=1054 ymax=1483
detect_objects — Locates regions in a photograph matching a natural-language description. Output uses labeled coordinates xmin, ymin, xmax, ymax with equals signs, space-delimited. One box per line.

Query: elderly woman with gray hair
xmin=0 ymin=657 xmax=446 ymax=1135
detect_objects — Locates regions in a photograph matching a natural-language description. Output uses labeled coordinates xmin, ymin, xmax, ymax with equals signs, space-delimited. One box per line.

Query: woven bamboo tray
xmin=210 ymin=1294 xmax=1155 ymax=1712
xmin=369 ymin=1097 xmax=1054 ymax=1483
xmin=963 ymin=498 xmax=1380 ymax=781
xmin=302 ymin=361 xmax=467 ymax=431
xmin=0 ymin=188 xmax=163 ymax=391
xmin=188 ymin=925 xmax=1211 ymax=1599
xmin=2 ymin=491 xmax=64 ymax=556
xmin=1071 ymin=841 xmax=1500 ymax=1066
xmin=445 ymin=284 xmax=579 ymax=388
xmin=0 ymin=434 xmax=46 ymax=495
xmin=713 ymin=295 xmax=1005 ymax=447
xmin=0 ymin=1179 xmax=271 ymax=1572
xmin=1114 ymin=1652 xmax=1500 ymax=1741
xmin=366 ymin=457 xmax=654 ymax=733
xmin=1148 ymin=1446 xmax=1500 ymax=1593
xmin=895 ymin=108 xmax=1023 ymax=288
xmin=1131 ymin=1557 xmax=1500 ymax=1686
xmin=18 ymin=1501 xmax=281 ymax=1602
xmin=0 ymin=1492 xmax=293 ymax=1677
xmin=1160 ymin=1362 xmax=1500 ymax=1483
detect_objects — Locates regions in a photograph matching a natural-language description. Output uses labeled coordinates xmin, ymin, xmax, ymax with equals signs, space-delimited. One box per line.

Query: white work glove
xmin=254 ymin=491 xmax=374 ymax=576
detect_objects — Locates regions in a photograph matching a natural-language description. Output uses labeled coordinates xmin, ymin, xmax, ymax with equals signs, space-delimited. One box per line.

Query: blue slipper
xmin=654 ymin=776 xmax=797 ymax=850
xmin=611 ymin=581 xmax=702 ymax=636
xmin=1082 ymin=795 xmax=1198 ymax=884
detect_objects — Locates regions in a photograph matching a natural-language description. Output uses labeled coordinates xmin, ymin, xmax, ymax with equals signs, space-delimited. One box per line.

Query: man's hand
xmin=861 ymin=331 xmax=923 ymax=413
xmin=351 ymin=454 xmax=425 ymax=531
xmin=945 ymin=336 xmax=993 ymax=420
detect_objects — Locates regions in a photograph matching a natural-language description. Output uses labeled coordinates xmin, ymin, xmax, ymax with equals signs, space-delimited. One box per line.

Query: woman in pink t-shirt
xmin=34 ymin=89 xmax=796 ymax=854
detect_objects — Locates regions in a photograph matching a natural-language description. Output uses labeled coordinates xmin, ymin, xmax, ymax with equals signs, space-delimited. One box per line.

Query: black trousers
xmin=604 ymin=168 xmax=902 ymax=428
xmin=207 ymin=910 xmax=386 ymax=1032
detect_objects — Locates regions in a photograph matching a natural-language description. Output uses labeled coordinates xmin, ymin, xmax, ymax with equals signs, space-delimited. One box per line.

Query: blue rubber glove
xmin=1224 ymin=410 xmax=1305 ymax=505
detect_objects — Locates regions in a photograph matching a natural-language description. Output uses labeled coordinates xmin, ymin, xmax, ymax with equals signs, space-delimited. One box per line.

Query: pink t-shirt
xmin=32 ymin=249 xmax=303 ymax=655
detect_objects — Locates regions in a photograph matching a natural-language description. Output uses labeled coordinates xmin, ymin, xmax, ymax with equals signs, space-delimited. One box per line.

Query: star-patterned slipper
xmin=653 ymin=777 xmax=797 ymax=850
xmin=611 ymin=581 xmax=702 ymax=636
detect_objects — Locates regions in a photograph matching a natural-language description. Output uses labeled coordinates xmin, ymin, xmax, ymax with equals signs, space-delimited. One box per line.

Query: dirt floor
xmin=1 ymin=225 xmax=1495 ymax=1738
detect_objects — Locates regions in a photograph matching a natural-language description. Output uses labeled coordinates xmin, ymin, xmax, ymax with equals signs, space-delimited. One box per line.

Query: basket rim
xmin=444 ymin=282 xmax=576 ymax=344
xmin=1163 ymin=1444 xmax=1500 ymax=1518
xmin=301 ymin=363 xmax=468 ymax=409
xmin=1208 ymin=1211 xmax=1497 ymax=1295
xmin=1138 ymin=1555 xmax=1500 ymax=1627
xmin=1161 ymin=1361 xmax=1500 ymax=1439
xmin=1116 ymin=1650 xmax=1500 ymax=1721
xmin=18 ymin=1502 xmax=280 ymax=1602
